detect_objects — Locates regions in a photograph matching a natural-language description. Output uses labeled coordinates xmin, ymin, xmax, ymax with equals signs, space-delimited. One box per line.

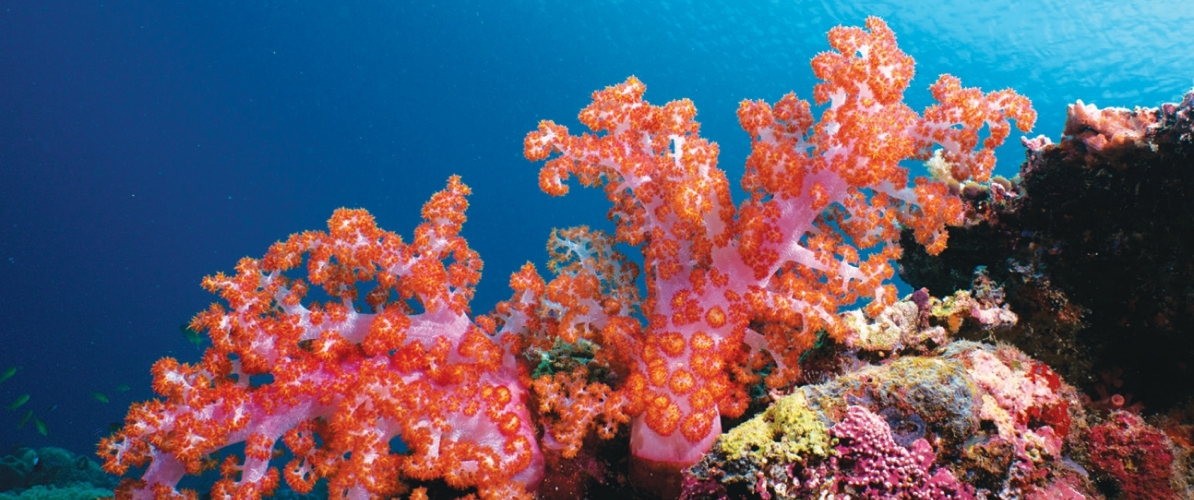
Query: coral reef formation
xmin=0 ymin=447 xmax=114 ymax=499
xmin=899 ymin=91 xmax=1194 ymax=412
xmin=683 ymin=288 xmax=1192 ymax=499
xmin=94 ymin=14 xmax=1194 ymax=500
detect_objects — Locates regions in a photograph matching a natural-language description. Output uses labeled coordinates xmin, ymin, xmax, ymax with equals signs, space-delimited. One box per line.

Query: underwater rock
xmin=898 ymin=90 xmax=1194 ymax=413
xmin=0 ymin=484 xmax=118 ymax=500
xmin=684 ymin=337 xmax=1193 ymax=499
xmin=840 ymin=271 xmax=1017 ymax=355
xmin=1087 ymin=411 xmax=1182 ymax=499
xmin=0 ymin=447 xmax=113 ymax=497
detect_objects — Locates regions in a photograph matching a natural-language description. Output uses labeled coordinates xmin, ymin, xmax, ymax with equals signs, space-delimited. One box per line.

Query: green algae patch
xmin=716 ymin=391 xmax=830 ymax=462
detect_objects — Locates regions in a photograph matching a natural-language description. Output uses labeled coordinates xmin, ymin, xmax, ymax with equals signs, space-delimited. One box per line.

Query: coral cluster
xmin=684 ymin=298 xmax=1190 ymax=499
xmin=96 ymin=14 xmax=1194 ymax=500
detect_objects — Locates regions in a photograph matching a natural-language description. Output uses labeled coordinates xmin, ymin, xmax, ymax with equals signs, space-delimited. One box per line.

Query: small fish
xmin=7 ymin=394 xmax=29 ymax=410
xmin=114 ymin=384 xmax=130 ymax=392
xmin=92 ymin=392 xmax=109 ymax=404
xmin=180 ymin=324 xmax=205 ymax=348
xmin=17 ymin=410 xmax=32 ymax=428
xmin=33 ymin=417 xmax=46 ymax=436
xmin=0 ymin=366 xmax=16 ymax=384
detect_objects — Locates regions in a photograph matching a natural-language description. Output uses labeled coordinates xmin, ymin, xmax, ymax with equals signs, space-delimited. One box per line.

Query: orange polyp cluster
xmin=680 ymin=409 xmax=716 ymax=443
xmin=705 ymin=306 xmax=726 ymax=328
xmin=814 ymin=17 xmax=916 ymax=108
xmin=646 ymin=394 xmax=682 ymax=436
xmin=669 ymin=369 xmax=697 ymax=395
xmin=907 ymin=180 xmax=966 ymax=255
xmin=658 ymin=331 xmax=687 ymax=357
xmin=361 ymin=304 xmax=410 ymax=356
xmin=646 ymin=357 xmax=669 ymax=387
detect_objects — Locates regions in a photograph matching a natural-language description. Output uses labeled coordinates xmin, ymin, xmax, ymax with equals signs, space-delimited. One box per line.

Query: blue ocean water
xmin=0 ymin=0 xmax=1190 ymax=467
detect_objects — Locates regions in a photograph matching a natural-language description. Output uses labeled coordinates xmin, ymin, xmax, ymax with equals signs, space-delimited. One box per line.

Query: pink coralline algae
xmin=682 ymin=314 xmax=1192 ymax=500
xmin=1087 ymin=411 xmax=1179 ymax=499
xmin=682 ymin=339 xmax=1099 ymax=499
xmin=827 ymin=405 xmax=975 ymax=499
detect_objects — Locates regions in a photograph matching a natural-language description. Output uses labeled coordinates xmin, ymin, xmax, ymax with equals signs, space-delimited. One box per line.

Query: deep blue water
xmin=1 ymin=0 xmax=1191 ymax=463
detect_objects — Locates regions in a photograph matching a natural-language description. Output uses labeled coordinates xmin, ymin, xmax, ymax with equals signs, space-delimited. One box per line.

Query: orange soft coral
xmin=100 ymin=177 xmax=543 ymax=500
xmin=521 ymin=17 xmax=1034 ymax=472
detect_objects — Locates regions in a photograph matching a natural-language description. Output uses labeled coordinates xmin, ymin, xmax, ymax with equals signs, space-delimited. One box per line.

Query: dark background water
xmin=1 ymin=0 xmax=1190 ymax=461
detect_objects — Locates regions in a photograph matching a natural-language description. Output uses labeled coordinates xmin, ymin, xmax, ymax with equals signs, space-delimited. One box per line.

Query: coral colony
xmin=98 ymin=17 xmax=1194 ymax=500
